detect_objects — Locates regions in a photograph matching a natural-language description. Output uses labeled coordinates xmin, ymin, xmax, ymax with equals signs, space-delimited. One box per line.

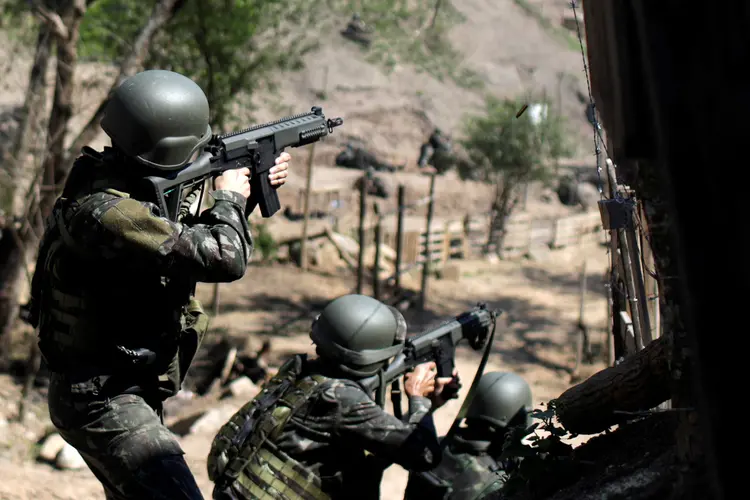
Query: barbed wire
xmin=569 ymin=1 xmax=605 ymax=196
xmin=568 ymin=2 xmax=666 ymax=348
xmin=568 ymin=0 xmax=619 ymax=299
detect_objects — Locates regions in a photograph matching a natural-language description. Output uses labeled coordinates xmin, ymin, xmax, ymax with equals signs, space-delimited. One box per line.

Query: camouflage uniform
xmin=209 ymin=355 xmax=441 ymax=500
xmin=404 ymin=428 xmax=516 ymax=500
xmin=29 ymin=148 xmax=253 ymax=500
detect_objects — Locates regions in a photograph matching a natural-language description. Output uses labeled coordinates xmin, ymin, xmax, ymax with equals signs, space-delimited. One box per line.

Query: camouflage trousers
xmin=48 ymin=373 xmax=204 ymax=500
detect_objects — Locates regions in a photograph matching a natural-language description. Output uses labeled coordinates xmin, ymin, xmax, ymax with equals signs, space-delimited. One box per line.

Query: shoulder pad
xmin=102 ymin=188 xmax=131 ymax=199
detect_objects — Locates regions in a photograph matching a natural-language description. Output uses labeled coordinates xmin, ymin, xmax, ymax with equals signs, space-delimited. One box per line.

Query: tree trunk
xmin=0 ymin=20 xmax=55 ymax=361
xmin=428 ymin=0 xmax=443 ymax=30
xmin=65 ymin=0 xmax=183 ymax=162
xmin=38 ymin=0 xmax=87 ymax=217
xmin=6 ymin=24 xmax=54 ymax=216
xmin=633 ymin=160 xmax=702 ymax=466
xmin=0 ymin=224 xmax=26 ymax=370
xmin=485 ymin=181 xmax=513 ymax=255
xmin=555 ymin=330 xmax=672 ymax=435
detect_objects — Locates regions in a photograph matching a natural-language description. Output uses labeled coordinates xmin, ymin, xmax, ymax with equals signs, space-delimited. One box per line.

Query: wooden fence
xmin=365 ymin=210 xmax=606 ymax=270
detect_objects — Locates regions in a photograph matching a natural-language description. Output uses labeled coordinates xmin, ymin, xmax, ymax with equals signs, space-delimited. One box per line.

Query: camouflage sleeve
xmin=77 ymin=189 xmax=253 ymax=282
xmin=407 ymin=396 xmax=432 ymax=424
xmin=326 ymin=381 xmax=441 ymax=472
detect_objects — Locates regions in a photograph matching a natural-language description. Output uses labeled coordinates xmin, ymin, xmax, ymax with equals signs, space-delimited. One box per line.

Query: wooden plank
xmin=404 ymin=231 xmax=420 ymax=264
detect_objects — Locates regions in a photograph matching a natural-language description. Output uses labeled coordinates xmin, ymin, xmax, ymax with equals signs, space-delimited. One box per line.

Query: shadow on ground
xmin=521 ymin=266 xmax=609 ymax=299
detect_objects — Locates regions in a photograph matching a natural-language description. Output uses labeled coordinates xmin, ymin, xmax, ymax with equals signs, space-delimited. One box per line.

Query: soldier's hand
xmin=430 ymin=369 xmax=461 ymax=410
xmin=404 ymin=361 xmax=437 ymax=398
xmin=270 ymin=152 xmax=290 ymax=188
xmin=215 ymin=167 xmax=251 ymax=199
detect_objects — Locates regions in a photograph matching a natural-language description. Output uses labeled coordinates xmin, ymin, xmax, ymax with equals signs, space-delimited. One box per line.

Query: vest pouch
xmin=157 ymin=297 xmax=210 ymax=399
xmin=179 ymin=297 xmax=209 ymax=382
xmin=236 ymin=441 xmax=330 ymax=500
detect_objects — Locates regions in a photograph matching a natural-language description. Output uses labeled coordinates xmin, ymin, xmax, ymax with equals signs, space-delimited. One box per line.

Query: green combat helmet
xmin=100 ymin=69 xmax=212 ymax=171
xmin=466 ymin=372 xmax=533 ymax=429
xmin=310 ymin=294 xmax=407 ymax=378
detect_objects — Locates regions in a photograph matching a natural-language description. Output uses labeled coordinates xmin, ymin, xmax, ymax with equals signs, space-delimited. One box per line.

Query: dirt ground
xmin=0 ymin=236 xmax=611 ymax=500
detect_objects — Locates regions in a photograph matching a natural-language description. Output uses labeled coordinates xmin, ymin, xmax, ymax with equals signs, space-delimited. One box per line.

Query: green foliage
xmin=329 ymin=0 xmax=483 ymax=89
xmin=78 ymin=0 xmax=152 ymax=61
xmin=499 ymin=400 xmax=577 ymax=496
xmin=149 ymin=0 xmax=322 ymax=130
xmin=79 ymin=0 xmax=322 ymax=130
xmin=253 ymin=222 xmax=278 ymax=262
xmin=0 ymin=1 xmax=41 ymax=45
xmin=458 ymin=95 xmax=572 ymax=191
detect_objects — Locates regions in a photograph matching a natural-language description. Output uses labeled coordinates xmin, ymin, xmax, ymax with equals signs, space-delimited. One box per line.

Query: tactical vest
xmin=209 ymin=355 xmax=330 ymax=500
xmin=33 ymin=151 xmax=209 ymax=398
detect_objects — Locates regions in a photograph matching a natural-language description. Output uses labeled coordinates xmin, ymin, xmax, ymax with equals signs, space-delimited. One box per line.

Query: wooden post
xmin=357 ymin=173 xmax=368 ymax=295
xmin=462 ymin=214 xmax=471 ymax=258
xmin=653 ymin=277 xmax=661 ymax=339
xmin=573 ymin=260 xmax=590 ymax=377
xmin=419 ymin=174 xmax=437 ymax=310
xmin=442 ymin=221 xmax=451 ymax=263
xmin=299 ymin=144 xmax=317 ymax=271
xmin=625 ymin=220 xmax=652 ymax=345
xmin=373 ymin=212 xmax=382 ymax=300
xmin=394 ymin=185 xmax=405 ymax=290
xmin=605 ymin=159 xmax=646 ymax=351
xmin=605 ymin=271 xmax=615 ymax=366
xmin=639 ymin=202 xmax=660 ymax=341
xmin=211 ymin=282 xmax=221 ymax=315
xmin=618 ymin=206 xmax=646 ymax=351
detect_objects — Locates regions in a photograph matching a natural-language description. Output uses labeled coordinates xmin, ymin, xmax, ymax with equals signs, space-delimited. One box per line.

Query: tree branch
xmin=64 ymin=0 xmax=182 ymax=161
xmin=31 ymin=1 xmax=67 ymax=39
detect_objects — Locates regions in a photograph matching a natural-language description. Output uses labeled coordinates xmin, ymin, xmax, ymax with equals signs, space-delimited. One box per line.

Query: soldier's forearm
xmin=407 ymin=396 xmax=432 ymax=424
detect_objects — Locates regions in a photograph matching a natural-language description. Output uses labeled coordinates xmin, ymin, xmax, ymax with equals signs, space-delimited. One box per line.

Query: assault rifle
xmin=141 ymin=106 xmax=344 ymax=221
xmin=359 ymin=304 xmax=500 ymax=414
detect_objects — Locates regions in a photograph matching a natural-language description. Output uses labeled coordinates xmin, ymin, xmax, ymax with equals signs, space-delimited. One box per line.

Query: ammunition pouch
xmin=157 ymin=297 xmax=210 ymax=399
xmin=209 ymin=355 xmax=330 ymax=500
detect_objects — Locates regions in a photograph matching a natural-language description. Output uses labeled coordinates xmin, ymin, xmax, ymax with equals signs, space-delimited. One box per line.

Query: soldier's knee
xmin=134 ymin=453 xmax=203 ymax=499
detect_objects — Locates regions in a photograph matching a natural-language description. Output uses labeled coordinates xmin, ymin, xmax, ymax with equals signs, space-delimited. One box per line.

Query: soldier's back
xmin=405 ymin=444 xmax=506 ymax=500
xmin=210 ymin=356 xmax=388 ymax=500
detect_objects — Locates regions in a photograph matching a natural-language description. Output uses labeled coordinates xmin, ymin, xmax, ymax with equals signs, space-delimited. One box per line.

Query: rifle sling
xmin=439 ymin=313 xmax=498 ymax=451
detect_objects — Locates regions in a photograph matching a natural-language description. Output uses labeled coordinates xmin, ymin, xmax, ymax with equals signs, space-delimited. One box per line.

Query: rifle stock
xmin=359 ymin=304 xmax=500 ymax=394
xmin=141 ymin=106 xmax=344 ymax=221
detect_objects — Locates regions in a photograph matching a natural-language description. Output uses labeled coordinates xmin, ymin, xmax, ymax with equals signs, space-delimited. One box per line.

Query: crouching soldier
xmin=404 ymin=372 xmax=534 ymax=500
xmin=208 ymin=294 xmax=458 ymax=499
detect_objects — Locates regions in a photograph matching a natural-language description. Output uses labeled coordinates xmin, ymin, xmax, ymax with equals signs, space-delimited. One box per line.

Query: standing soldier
xmin=24 ymin=69 xmax=292 ymax=499
xmin=404 ymin=372 xmax=534 ymax=500
xmin=417 ymin=127 xmax=453 ymax=172
xmin=208 ymin=294 xmax=459 ymax=500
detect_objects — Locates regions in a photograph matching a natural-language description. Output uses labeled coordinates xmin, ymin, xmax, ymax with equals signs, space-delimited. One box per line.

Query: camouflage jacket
xmin=29 ymin=149 xmax=253 ymax=383
xmin=404 ymin=429 xmax=514 ymax=500
xmin=271 ymin=358 xmax=441 ymax=500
